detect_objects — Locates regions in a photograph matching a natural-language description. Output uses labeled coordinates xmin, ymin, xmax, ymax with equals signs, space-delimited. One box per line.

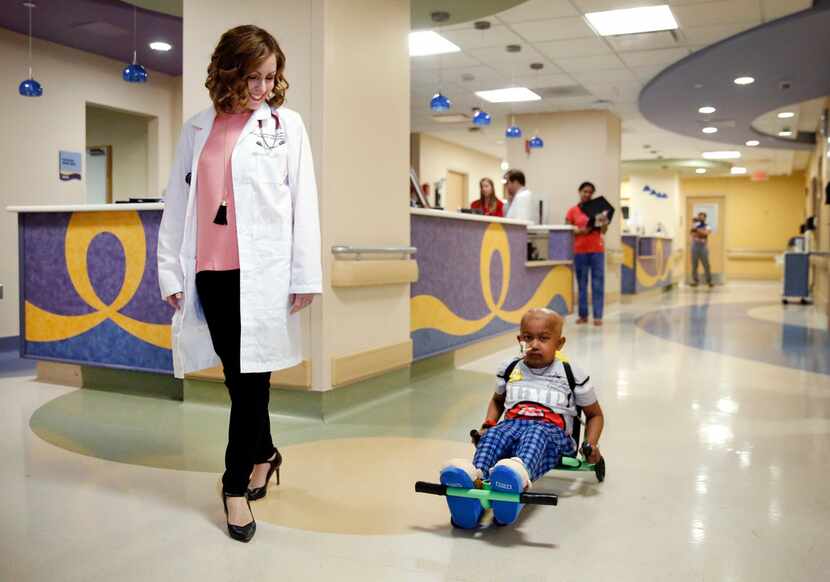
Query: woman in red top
xmin=471 ymin=177 xmax=504 ymax=217
xmin=565 ymin=181 xmax=609 ymax=326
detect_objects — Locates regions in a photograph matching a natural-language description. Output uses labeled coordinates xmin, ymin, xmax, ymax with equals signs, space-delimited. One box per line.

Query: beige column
xmin=505 ymin=110 xmax=622 ymax=299
xmin=183 ymin=0 xmax=412 ymax=391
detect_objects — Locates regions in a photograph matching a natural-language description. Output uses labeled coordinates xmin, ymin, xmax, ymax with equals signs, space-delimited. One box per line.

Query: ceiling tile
xmin=572 ymin=0 xmax=665 ymax=11
xmin=607 ymin=31 xmax=683 ymax=53
xmin=495 ymin=0 xmax=580 ymax=23
xmin=509 ymin=17 xmax=597 ymax=42
xmin=554 ymin=54 xmax=627 ymax=73
xmin=466 ymin=44 xmax=550 ymax=73
xmin=582 ymin=80 xmax=643 ymax=102
xmin=672 ymin=0 xmax=762 ymax=28
xmin=572 ymin=68 xmax=638 ymax=83
xmin=511 ymin=72 xmax=578 ymax=89
xmin=535 ymin=37 xmax=613 ymax=59
xmin=442 ymin=25 xmax=525 ymax=51
xmin=410 ymin=52 xmax=484 ymax=70
xmin=618 ymin=47 xmax=690 ymax=68
xmin=680 ymin=22 xmax=756 ymax=44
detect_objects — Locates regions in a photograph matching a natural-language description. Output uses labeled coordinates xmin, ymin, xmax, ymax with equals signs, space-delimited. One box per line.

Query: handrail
xmin=331 ymin=245 xmax=417 ymax=260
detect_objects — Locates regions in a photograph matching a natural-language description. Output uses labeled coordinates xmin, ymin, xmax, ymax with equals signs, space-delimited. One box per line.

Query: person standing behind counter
xmin=565 ymin=181 xmax=608 ymax=326
xmin=471 ymin=177 xmax=504 ymax=217
xmin=504 ymin=169 xmax=534 ymax=223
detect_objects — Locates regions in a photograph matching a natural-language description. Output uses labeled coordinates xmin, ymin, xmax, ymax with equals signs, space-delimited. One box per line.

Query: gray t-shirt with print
xmin=495 ymin=358 xmax=598 ymax=436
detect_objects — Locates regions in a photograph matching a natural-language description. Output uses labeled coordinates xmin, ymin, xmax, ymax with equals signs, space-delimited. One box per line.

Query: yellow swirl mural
xmin=25 ymin=211 xmax=171 ymax=349
xmin=411 ymin=223 xmax=572 ymax=336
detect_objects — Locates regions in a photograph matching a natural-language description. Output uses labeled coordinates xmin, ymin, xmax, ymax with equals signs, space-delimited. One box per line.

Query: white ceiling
xmin=411 ymin=0 xmax=815 ymax=176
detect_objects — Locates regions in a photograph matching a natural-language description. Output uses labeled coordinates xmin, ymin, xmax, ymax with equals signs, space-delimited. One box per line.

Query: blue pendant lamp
xmin=505 ymin=115 xmax=522 ymax=138
xmin=430 ymin=92 xmax=452 ymax=112
xmin=528 ymin=135 xmax=544 ymax=149
xmin=18 ymin=2 xmax=43 ymax=97
xmin=123 ymin=7 xmax=149 ymax=83
xmin=472 ymin=108 xmax=492 ymax=126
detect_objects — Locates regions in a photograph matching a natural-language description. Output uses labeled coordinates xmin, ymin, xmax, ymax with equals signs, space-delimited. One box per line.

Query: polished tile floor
xmin=1 ymin=282 xmax=829 ymax=581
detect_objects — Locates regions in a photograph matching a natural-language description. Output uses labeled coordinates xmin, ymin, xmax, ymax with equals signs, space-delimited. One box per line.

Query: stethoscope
xmin=256 ymin=111 xmax=285 ymax=150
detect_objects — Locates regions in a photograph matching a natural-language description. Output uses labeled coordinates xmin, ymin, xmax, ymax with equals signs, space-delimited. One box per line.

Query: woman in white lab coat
xmin=157 ymin=25 xmax=321 ymax=543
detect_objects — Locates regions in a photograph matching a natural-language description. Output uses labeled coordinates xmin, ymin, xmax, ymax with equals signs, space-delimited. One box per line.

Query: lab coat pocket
xmin=253 ymin=143 xmax=288 ymax=185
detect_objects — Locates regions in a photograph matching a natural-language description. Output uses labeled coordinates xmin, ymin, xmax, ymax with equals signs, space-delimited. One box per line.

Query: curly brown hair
xmin=205 ymin=25 xmax=288 ymax=113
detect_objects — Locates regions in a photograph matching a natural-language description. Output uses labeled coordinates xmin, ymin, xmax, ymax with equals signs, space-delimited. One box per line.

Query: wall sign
xmin=59 ymin=151 xmax=82 ymax=181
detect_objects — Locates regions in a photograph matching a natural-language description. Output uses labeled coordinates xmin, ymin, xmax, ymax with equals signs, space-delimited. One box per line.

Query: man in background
xmin=690 ymin=212 xmax=713 ymax=287
xmin=503 ymin=169 xmax=534 ymax=223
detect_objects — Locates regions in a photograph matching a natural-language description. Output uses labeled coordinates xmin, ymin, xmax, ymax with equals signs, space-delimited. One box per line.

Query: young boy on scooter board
xmin=440 ymin=308 xmax=605 ymax=528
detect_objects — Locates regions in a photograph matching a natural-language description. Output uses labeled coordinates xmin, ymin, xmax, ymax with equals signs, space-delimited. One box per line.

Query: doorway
xmin=86 ymin=146 xmax=112 ymax=204
xmin=686 ymin=195 xmax=727 ymax=285
xmin=445 ymin=170 xmax=468 ymax=212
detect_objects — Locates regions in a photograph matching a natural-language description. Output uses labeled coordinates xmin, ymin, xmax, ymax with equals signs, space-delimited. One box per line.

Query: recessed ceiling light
xmin=585 ymin=5 xmax=678 ymax=36
xmin=734 ymin=76 xmax=755 ymax=85
xmin=475 ymin=87 xmax=541 ymax=103
xmin=702 ymin=126 xmax=718 ymax=134
xmin=695 ymin=168 xmax=707 ymax=174
xmin=745 ymin=140 xmax=760 ymax=146
xmin=409 ymin=31 xmax=461 ymax=57
xmin=779 ymin=129 xmax=793 ymax=137
xmin=731 ymin=166 xmax=747 ymax=175
xmin=777 ymin=111 xmax=795 ymax=119
xmin=698 ymin=106 xmax=716 ymax=114
xmin=702 ymin=151 xmax=741 ymax=159
xmin=149 ymin=41 xmax=172 ymax=52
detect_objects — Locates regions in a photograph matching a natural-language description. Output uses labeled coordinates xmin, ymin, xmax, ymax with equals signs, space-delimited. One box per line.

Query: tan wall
xmin=416 ymin=133 xmax=504 ymax=209
xmin=86 ymin=106 xmax=150 ymax=201
xmin=623 ymin=174 xmax=684 ymax=250
xmin=506 ymin=110 xmax=622 ymax=297
xmin=681 ymin=173 xmax=807 ymax=279
xmin=0 ymin=28 xmax=180 ymax=338
xmin=319 ymin=0 xmax=411 ymax=389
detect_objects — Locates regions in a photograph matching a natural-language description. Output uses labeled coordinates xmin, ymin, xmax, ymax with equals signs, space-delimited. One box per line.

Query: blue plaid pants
xmin=473 ymin=419 xmax=576 ymax=481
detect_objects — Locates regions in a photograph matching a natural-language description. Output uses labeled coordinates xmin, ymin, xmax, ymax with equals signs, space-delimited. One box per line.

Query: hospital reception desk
xmin=9 ymin=203 xmax=175 ymax=374
xmin=9 ymin=203 xmax=574 ymax=386
xmin=410 ymin=209 xmax=574 ymax=361
xmin=621 ymin=234 xmax=675 ymax=294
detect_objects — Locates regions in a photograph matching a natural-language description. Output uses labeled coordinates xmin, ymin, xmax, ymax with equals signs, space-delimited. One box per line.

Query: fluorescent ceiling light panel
xmin=778 ymin=130 xmax=793 ymax=137
xmin=585 ymin=5 xmax=678 ymax=36
xmin=731 ymin=167 xmax=747 ymax=175
xmin=702 ymin=151 xmax=741 ymax=160
xmin=734 ymin=76 xmax=754 ymax=85
xmin=745 ymin=140 xmax=759 ymax=146
xmin=698 ymin=106 xmax=716 ymax=114
xmin=475 ymin=87 xmax=541 ymax=103
xmin=695 ymin=168 xmax=707 ymax=174
xmin=702 ymin=126 xmax=718 ymax=134
xmin=777 ymin=111 xmax=795 ymax=119
xmin=409 ymin=31 xmax=460 ymax=57
xmin=149 ymin=41 xmax=172 ymax=51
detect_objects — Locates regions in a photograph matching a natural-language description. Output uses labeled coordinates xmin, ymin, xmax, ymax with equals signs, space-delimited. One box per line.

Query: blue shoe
xmin=439 ymin=460 xmax=483 ymax=529
xmin=490 ymin=458 xmax=530 ymax=526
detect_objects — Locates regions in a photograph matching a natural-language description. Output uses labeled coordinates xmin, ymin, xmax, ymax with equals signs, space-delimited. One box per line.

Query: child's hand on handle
xmin=166 ymin=292 xmax=183 ymax=310
xmin=582 ymin=442 xmax=601 ymax=464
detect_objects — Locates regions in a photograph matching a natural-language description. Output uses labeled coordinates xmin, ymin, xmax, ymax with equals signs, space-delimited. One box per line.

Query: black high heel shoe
xmin=222 ymin=491 xmax=256 ymax=542
xmin=247 ymin=448 xmax=282 ymax=501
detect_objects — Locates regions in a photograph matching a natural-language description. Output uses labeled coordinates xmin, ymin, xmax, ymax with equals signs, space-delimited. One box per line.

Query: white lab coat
xmin=506 ymin=187 xmax=534 ymax=223
xmin=157 ymin=102 xmax=322 ymax=379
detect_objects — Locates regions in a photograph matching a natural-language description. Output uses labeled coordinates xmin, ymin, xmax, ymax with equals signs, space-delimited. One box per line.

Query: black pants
xmin=195 ymin=270 xmax=275 ymax=496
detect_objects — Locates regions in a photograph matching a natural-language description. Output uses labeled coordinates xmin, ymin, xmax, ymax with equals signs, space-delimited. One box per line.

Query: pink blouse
xmin=196 ymin=111 xmax=251 ymax=272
